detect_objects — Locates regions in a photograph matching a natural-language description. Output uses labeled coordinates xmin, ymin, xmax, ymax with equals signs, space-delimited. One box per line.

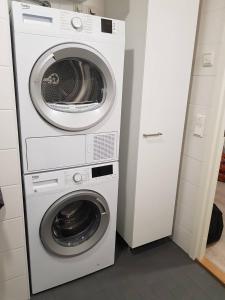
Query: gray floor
xmin=31 ymin=236 xmax=225 ymax=300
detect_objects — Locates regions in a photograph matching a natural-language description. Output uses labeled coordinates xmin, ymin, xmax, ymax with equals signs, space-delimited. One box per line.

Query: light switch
xmin=194 ymin=114 xmax=206 ymax=138
xmin=202 ymin=52 xmax=214 ymax=67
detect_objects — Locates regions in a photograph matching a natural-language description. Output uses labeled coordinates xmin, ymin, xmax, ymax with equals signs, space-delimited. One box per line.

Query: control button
xmin=73 ymin=173 xmax=82 ymax=183
xmin=71 ymin=17 xmax=83 ymax=30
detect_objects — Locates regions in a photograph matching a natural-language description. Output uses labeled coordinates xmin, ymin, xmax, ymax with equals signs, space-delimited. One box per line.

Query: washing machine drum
xmin=30 ymin=43 xmax=116 ymax=131
xmin=40 ymin=190 xmax=110 ymax=256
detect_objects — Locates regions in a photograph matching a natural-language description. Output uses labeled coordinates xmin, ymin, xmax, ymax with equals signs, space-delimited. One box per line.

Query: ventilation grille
xmin=93 ymin=134 xmax=116 ymax=161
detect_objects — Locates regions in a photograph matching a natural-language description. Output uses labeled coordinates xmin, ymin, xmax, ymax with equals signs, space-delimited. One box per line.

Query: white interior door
xmin=133 ymin=0 xmax=199 ymax=247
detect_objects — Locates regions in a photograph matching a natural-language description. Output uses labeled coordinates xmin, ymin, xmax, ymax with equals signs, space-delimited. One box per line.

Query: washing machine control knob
xmin=71 ymin=17 xmax=83 ymax=30
xmin=73 ymin=173 xmax=82 ymax=183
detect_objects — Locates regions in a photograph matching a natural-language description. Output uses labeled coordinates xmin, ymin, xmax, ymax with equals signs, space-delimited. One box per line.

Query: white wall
xmin=52 ymin=0 xmax=104 ymax=16
xmin=173 ymin=0 xmax=225 ymax=256
xmin=0 ymin=0 xmax=29 ymax=299
xmin=104 ymin=0 xmax=130 ymax=20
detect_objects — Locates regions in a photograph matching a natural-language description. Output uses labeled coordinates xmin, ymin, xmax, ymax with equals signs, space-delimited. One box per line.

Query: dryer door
xmin=40 ymin=190 xmax=110 ymax=256
xmin=30 ymin=43 xmax=116 ymax=131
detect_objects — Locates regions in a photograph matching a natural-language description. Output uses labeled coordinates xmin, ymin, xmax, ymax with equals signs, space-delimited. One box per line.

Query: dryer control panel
xmin=11 ymin=1 xmax=125 ymax=40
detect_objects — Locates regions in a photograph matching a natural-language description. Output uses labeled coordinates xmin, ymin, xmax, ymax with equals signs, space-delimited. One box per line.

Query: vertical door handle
xmin=0 ymin=188 xmax=4 ymax=210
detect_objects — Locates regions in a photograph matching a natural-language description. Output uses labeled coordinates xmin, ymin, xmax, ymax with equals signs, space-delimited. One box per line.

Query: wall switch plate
xmin=194 ymin=114 xmax=206 ymax=137
xmin=202 ymin=52 xmax=214 ymax=67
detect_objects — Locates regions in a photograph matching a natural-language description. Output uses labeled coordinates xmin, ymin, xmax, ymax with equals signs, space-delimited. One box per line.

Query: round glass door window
xmin=30 ymin=43 xmax=116 ymax=131
xmin=40 ymin=190 xmax=110 ymax=256
xmin=41 ymin=58 xmax=105 ymax=113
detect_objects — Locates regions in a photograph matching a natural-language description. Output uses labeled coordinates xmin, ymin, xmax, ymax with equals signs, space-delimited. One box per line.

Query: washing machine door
xmin=30 ymin=43 xmax=116 ymax=131
xmin=40 ymin=190 xmax=110 ymax=257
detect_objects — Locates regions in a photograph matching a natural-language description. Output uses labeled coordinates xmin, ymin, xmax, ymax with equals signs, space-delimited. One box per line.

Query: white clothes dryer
xmin=11 ymin=2 xmax=125 ymax=174
xmin=24 ymin=162 xmax=118 ymax=293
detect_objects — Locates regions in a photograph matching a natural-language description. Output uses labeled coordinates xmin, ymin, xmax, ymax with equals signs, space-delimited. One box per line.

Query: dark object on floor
xmin=31 ymin=236 xmax=225 ymax=300
xmin=207 ymin=204 xmax=224 ymax=245
xmin=218 ymin=151 xmax=225 ymax=182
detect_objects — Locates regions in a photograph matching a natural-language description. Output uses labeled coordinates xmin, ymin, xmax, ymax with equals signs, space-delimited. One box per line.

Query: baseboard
xmin=198 ymin=257 xmax=225 ymax=285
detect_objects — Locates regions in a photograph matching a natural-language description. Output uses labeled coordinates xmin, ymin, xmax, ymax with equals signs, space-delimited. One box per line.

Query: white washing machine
xmin=11 ymin=2 xmax=125 ymax=174
xmin=24 ymin=162 xmax=118 ymax=293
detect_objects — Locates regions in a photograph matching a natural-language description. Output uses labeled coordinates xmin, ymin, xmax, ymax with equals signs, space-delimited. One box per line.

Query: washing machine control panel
xmin=27 ymin=162 xmax=118 ymax=194
xmin=69 ymin=163 xmax=117 ymax=186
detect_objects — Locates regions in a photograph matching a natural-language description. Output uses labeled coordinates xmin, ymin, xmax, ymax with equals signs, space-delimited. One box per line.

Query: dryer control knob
xmin=71 ymin=17 xmax=83 ymax=30
xmin=73 ymin=173 xmax=82 ymax=183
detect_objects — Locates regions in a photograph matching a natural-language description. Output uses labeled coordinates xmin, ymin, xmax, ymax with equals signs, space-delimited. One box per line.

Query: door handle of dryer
xmin=0 ymin=188 xmax=4 ymax=210
xmin=143 ymin=132 xmax=163 ymax=138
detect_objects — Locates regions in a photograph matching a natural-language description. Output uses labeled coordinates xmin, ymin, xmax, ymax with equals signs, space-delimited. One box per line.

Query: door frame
xmin=188 ymin=37 xmax=225 ymax=259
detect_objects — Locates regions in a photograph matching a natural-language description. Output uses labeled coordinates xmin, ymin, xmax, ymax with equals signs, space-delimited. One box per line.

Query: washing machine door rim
xmin=30 ymin=43 xmax=116 ymax=131
xmin=40 ymin=189 xmax=110 ymax=257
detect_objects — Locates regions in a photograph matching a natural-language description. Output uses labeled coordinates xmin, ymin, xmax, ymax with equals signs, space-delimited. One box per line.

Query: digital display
xmin=101 ymin=18 xmax=113 ymax=34
xmin=92 ymin=165 xmax=113 ymax=178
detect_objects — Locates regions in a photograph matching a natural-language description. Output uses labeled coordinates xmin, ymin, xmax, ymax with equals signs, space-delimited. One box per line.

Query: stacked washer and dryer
xmin=11 ymin=1 xmax=125 ymax=294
